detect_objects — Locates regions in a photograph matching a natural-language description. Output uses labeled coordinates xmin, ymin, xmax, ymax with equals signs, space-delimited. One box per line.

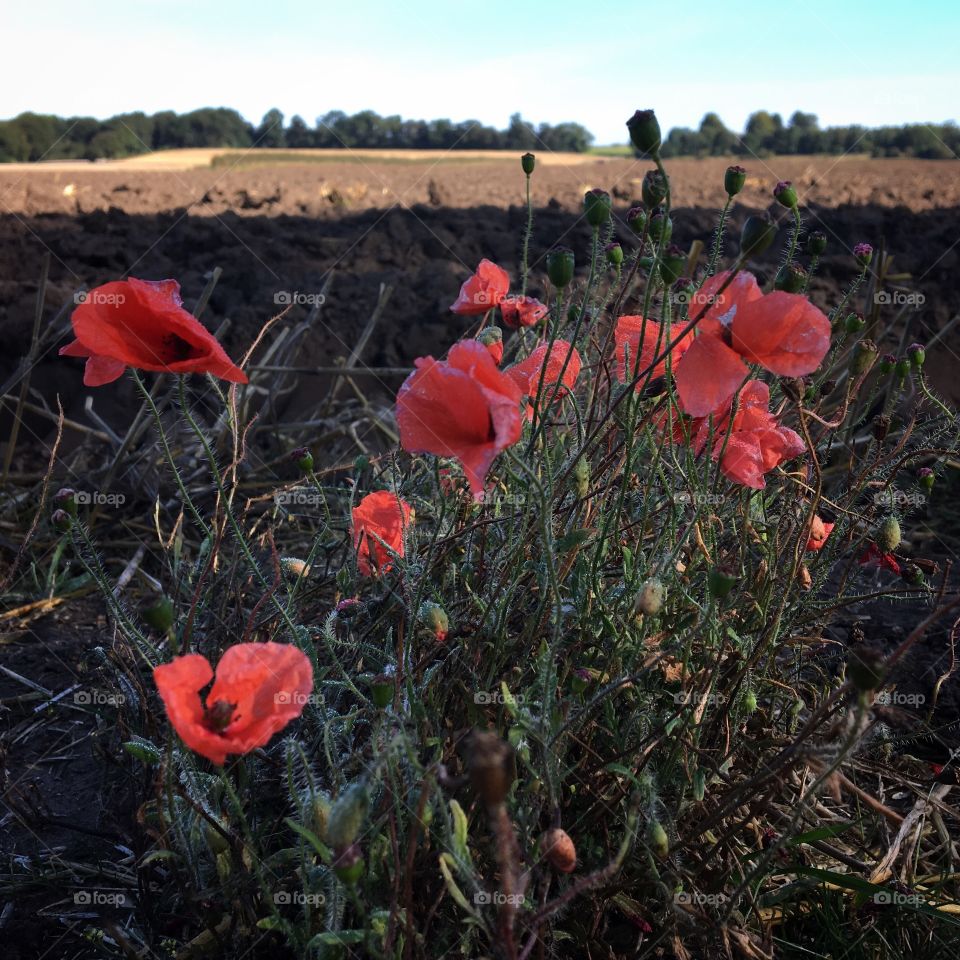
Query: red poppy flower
xmin=500 ymin=295 xmax=548 ymax=328
xmin=396 ymin=340 xmax=523 ymax=498
xmin=696 ymin=381 xmax=805 ymax=489
xmin=505 ymin=339 xmax=581 ymax=402
xmin=154 ymin=643 xmax=313 ymax=765
xmin=614 ymin=315 xmax=695 ymax=388
xmin=859 ymin=542 xmax=901 ymax=575
xmin=352 ymin=490 xmax=413 ymax=577
xmin=674 ymin=271 xmax=830 ymax=417
xmin=806 ymin=515 xmax=835 ymax=551
xmin=59 ymin=278 xmax=248 ymax=387
xmin=450 ymin=259 xmax=510 ymax=315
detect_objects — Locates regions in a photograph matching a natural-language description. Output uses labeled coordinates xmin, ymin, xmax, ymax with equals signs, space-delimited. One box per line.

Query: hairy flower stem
xmin=705 ymin=197 xmax=732 ymax=276
xmin=520 ymin=173 xmax=533 ymax=297
xmin=784 ymin=207 xmax=803 ymax=266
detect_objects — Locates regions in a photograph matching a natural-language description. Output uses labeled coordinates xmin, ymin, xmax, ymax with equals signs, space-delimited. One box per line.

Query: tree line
xmin=659 ymin=110 xmax=959 ymax=159
xmin=0 ymin=108 xmax=594 ymax=161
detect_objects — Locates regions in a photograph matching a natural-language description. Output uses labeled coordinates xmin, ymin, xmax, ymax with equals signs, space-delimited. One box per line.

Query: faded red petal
xmin=614 ymin=316 xmax=695 ymax=388
xmin=154 ymin=643 xmax=313 ymax=766
xmin=806 ymin=515 xmax=835 ymax=551
xmin=689 ymin=271 xmax=762 ymax=335
xmin=63 ymin=278 xmax=248 ymax=385
xmin=352 ymin=490 xmax=413 ymax=576
xmin=500 ymin=296 xmax=548 ymax=328
xmin=396 ymin=340 xmax=522 ymax=497
xmin=675 ymin=335 xmax=749 ymax=417
xmin=732 ymin=291 xmax=831 ymax=377
xmin=859 ymin=542 xmax=901 ymax=575
xmin=506 ymin=340 xmax=581 ymax=396
xmin=450 ymin=259 xmax=510 ymax=315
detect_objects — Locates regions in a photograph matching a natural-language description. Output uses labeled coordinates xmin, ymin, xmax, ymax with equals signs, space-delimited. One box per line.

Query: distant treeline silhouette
xmin=0 ymin=107 xmax=956 ymax=162
xmin=0 ymin=108 xmax=594 ymax=161
xmin=658 ymin=110 xmax=959 ymax=159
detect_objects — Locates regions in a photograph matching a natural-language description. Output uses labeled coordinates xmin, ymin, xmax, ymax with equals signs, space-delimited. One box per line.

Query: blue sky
xmin=3 ymin=0 xmax=957 ymax=143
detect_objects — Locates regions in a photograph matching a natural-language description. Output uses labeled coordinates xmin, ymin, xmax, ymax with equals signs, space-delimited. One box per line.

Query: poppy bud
xmin=724 ymin=164 xmax=746 ymax=197
xmin=647 ymin=819 xmax=669 ymax=857
xmin=635 ymin=578 xmax=664 ymax=616
xmin=521 ymin=152 xmax=536 ymax=175
xmin=853 ymin=242 xmax=873 ymax=266
xmin=54 ymin=487 xmax=77 ymax=516
xmin=878 ymin=517 xmax=901 ymax=553
xmin=901 ymin=562 xmax=925 ymax=586
xmin=872 ymin=414 xmax=890 ymax=442
xmin=627 ymin=205 xmax=648 ymax=233
xmin=907 ymin=343 xmax=926 ymax=368
xmin=572 ymin=456 xmax=590 ymax=499
xmin=641 ymin=169 xmax=668 ymax=209
xmin=774 ymin=263 xmax=807 ymax=293
xmin=773 ymin=180 xmax=798 ymax=209
xmin=369 ymin=674 xmax=393 ymax=709
xmin=739 ymin=214 xmax=777 ymax=258
xmin=466 ymin=730 xmax=515 ymax=808
xmin=851 ymin=339 xmax=878 ymax=375
xmin=626 ymin=109 xmax=662 ymax=156
xmin=708 ymin=566 xmax=738 ymax=599
xmin=877 ymin=354 xmax=896 ymax=376
xmin=326 ymin=781 xmax=370 ymax=850
xmin=419 ymin=601 xmax=449 ymax=641
xmin=142 ymin=596 xmax=175 ymax=632
xmin=476 ymin=326 xmax=504 ymax=365
xmin=290 ymin=446 xmax=313 ymax=473
xmin=743 ymin=689 xmax=758 ymax=713
xmin=312 ymin=794 xmax=331 ymax=840
xmin=895 ymin=358 xmax=911 ymax=383
xmin=51 ymin=508 xmax=72 ymax=532
xmin=648 ymin=211 xmax=673 ymax=244
xmin=333 ymin=842 xmax=364 ymax=885
xmin=605 ymin=242 xmax=624 ymax=266
xmin=583 ymin=189 xmax=612 ymax=227
xmin=844 ymin=312 xmax=865 ymax=335
xmin=847 ymin=646 xmax=886 ymax=693
xmin=546 ymin=247 xmax=575 ymax=288
xmin=659 ymin=245 xmax=687 ymax=285
xmin=806 ymin=231 xmax=827 ymax=256
xmin=918 ymin=467 xmax=935 ymax=492
xmin=540 ymin=827 xmax=576 ymax=873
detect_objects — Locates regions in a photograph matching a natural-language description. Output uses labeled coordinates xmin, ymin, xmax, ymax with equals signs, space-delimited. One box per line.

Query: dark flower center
xmin=161 ymin=333 xmax=205 ymax=363
xmin=203 ymin=699 xmax=237 ymax=733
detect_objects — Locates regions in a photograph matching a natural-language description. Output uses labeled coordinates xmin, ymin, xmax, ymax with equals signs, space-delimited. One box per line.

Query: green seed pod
xmin=627 ymin=205 xmax=647 ymax=233
xmin=142 ymin=596 xmax=175 ymax=632
xmin=724 ymin=165 xmax=746 ymax=198
xmin=918 ymin=467 xmax=935 ymax=492
xmin=635 ymin=578 xmax=665 ymax=616
xmin=774 ymin=263 xmax=807 ymax=293
xmin=521 ymin=152 xmax=536 ymax=175
xmin=844 ymin=312 xmax=865 ymax=335
xmin=327 ymin=782 xmax=370 ymax=850
xmin=53 ymin=487 xmax=78 ymax=517
xmin=290 ymin=446 xmax=314 ymax=473
xmin=773 ymin=180 xmax=798 ymax=209
xmin=851 ymin=339 xmax=878 ymax=376
xmin=659 ymin=245 xmax=687 ymax=285
xmin=546 ymin=247 xmax=575 ymax=288
xmin=907 ymin=343 xmax=926 ymax=368
xmin=647 ymin=819 xmax=669 ymax=857
xmin=369 ymin=674 xmax=393 ymax=709
xmin=333 ymin=843 xmax=364 ymax=885
xmin=878 ymin=517 xmax=901 ymax=553
xmin=743 ymin=689 xmax=758 ymax=713
xmin=740 ymin=215 xmax=777 ymax=258
xmin=641 ymin=169 xmax=668 ymax=209
xmin=583 ymin=189 xmax=612 ymax=227
xmin=806 ymin=231 xmax=827 ymax=256
xmin=648 ymin=211 xmax=673 ymax=245
xmin=627 ymin=109 xmax=662 ymax=156
xmin=51 ymin=508 xmax=72 ymax=532
xmin=605 ymin=242 xmax=624 ymax=266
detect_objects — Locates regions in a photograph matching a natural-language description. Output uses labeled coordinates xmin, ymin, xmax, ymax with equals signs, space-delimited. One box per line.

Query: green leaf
xmin=122 ymin=736 xmax=162 ymax=765
xmin=284 ymin=817 xmax=332 ymax=864
xmin=449 ymin=800 xmax=470 ymax=864
xmin=439 ymin=853 xmax=477 ymax=915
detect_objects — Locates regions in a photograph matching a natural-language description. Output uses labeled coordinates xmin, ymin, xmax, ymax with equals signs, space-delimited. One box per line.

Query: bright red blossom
xmin=859 ymin=542 xmax=901 ymax=575
xmin=396 ymin=340 xmax=523 ymax=498
xmin=674 ymin=271 xmax=830 ymax=417
xmin=449 ymin=260 xmax=510 ymax=315
xmin=154 ymin=643 xmax=313 ymax=765
xmin=60 ymin=278 xmax=247 ymax=387
xmin=505 ymin=340 xmax=582 ymax=409
xmin=806 ymin=515 xmax=835 ymax=551
xmin=352 ymin=490 xmax=413 ymax=576
xmin=500 ymin=295 xmax=549 ymax=328
xmin=614 ymin=315 xmax=695 ymax=388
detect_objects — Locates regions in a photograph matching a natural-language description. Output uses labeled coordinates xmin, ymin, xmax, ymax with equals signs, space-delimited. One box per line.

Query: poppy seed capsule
xmin=51 ymin=508 xmax=72 ymax=532
xmin=54 ymin=487 xmax=77 ymax=516
xmin=774 ymin=263 xmax=807 ymax=293
xmin=894 ymin=358 xmax=911 ymax=382
xmin=291 ymin=446 xmax=313 ymax=473
xmin=627 ymin=109 xmax=662 ymax=156
xmin=773 ymin=180 xmax=798 ymax=209
xmin=659 ymin=245 xmax=687 ymax=285
xmin=546 ymin=247 xmax=575 ymax=288
xmin=853 ymin=242 xmax=873 ymax=266
xmin=724 ymin=164 xmax=746 ymax=197
xmin=806 ymin=230 xmax=827 ymax=255
xmin=641 ymin=169 xmax=668 ymax=209
xmin=627 ymin=205 xmax=647 ymax=233
xmin=743 ymin=689 xmax=758 ymax=713
xmin=540 ymin=828 xmax=577 ymax=873
xmin=740 ymin=215 xmax=777 ymax=258
xmin=369 ymin=674 xmax=393 ymax=709
xmin=583 ymin=189 xmax=612 ymax=227
xmin=851 ymin=339 xmax=878 ymax=375
xmin=918 ymin=467 xmax=935 ymax=492
xmin=647 ymin=819 xmax=669 ymax=857
xmin=521 ymin=152 xmax=535 ymax=175
xmin=648 ymin=211 xmax=673 ymax=244
xmin=844 ymin=312 xmax=865 ymax=335
xmin=326 ymin=781 xmax=370 ymax=850
xmin=907 ymin=343 xmax=926 ymax=368
xmin=466 ymin=730 xmax=515 ymax=808
xmin=605 ymin=242 xmax=624 ymax=266
xmin=635 ymin=578 xmax=665 ymax=616
xmin=878 ymin=517 xmax=901 ymax=553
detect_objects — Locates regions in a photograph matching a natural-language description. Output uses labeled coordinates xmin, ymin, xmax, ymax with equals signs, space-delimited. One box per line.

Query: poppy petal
xmin=675 ymin=335 xmax=749 ymax=417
